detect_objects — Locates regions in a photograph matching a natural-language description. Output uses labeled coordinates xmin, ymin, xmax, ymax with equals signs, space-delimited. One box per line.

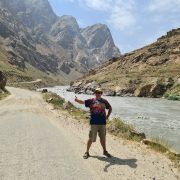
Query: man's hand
xmin=74 ymin=96 xmax=85 ymax=104
xmin=106 ymin=106 xmax=112 ymax=120
xmin=75 ymin=96 xmax=78 ymax=102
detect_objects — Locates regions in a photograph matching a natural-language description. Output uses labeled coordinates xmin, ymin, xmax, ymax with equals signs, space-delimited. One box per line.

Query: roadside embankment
xmin=0 ymin=90 xmax=10 ymax=100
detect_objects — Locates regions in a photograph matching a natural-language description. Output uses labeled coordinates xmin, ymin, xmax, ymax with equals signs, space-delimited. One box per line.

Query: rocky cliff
xmin=69 ymin=28 xmax=180 ymax=99
xmin=0 ymin=0 xmax=120 ymax=84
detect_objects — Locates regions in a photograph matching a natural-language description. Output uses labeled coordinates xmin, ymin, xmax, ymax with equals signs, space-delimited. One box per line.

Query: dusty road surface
xmin=0 ymin=87 xmax=179 ymax=180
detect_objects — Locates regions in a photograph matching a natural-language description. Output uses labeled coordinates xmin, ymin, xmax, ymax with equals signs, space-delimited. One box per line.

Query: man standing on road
xmin=75 ymin=88 xmax=112 ymax=159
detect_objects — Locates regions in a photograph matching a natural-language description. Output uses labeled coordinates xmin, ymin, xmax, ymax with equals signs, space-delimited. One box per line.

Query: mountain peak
xmin=0 ymin=0 xmax=57 ymax=31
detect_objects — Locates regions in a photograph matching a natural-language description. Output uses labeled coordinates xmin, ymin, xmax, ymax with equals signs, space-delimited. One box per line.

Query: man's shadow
xmin=90 ymin=155 xmax=137 ymax=172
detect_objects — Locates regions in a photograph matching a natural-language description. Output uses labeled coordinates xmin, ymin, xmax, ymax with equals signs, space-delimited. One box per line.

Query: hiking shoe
xmin=83 ymin=152 xmax=90 ymax=159
xmin=103 ymin=151 xmax=112 ymax=158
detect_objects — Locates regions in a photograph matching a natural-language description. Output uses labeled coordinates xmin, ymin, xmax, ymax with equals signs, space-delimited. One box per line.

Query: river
xmin=44 ymin=86 xmax=180 ymax=153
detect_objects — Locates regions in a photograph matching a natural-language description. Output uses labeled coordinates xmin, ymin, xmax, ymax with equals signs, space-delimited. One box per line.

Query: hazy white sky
xmin=49 ymin=0 xmax=180 ymax=53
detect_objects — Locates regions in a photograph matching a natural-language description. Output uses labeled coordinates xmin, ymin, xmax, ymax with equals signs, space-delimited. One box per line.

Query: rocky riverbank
xmin=68 ymin=28 xmax=180 ymax=99
xmin=67 ymin=78 xmax=178 ymax=98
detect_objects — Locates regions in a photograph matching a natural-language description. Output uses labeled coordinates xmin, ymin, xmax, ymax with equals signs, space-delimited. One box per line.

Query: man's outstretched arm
xmin=106 ymin=106 xmax=112 ymax=120
xmin=75 ymin=96 xmax=85 ymax=104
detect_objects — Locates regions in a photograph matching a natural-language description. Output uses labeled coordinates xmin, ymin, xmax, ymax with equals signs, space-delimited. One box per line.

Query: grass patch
xmin=150 ymin=137 xmax=172 ymax=153
xmin=43 ymin=92 xmax=65 ymax=109
xmin=107 ymin=118 xmax=145 ymax=142
xmin=43 ymin=92 xmax=88 ymax=122
xmin=167 ymin=95 xmax=180 ymax=101
xmin=164 ymin=84 xmax=180 ymax=101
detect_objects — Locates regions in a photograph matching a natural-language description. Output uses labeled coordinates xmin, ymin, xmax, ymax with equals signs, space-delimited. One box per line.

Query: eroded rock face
xmin=0 ymin=71 xmax=7 ymax=90
xmin=0 ymin=0 xmax=57 ymax=31
xmin=81 ymin=24 xmax=120 ymax=61
xmin=50 ymin=17 xmax=121 ymax=69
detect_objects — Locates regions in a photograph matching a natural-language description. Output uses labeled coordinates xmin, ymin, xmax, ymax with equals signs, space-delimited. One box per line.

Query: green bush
xmin=107 ymin=118 xmax=145 ymax=141
xmin=150 ymin=137 xmax=172 ymax=153
xmin=167 ymin=95 xmax=180 ymax=101
xmin=43 ymin=92 xmax=65 ymax=108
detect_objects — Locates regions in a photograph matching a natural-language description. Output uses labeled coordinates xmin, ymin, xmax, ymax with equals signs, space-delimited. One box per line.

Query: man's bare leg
xmin=100 ymin=137 xmax=106 ymax=152
xmin=83 ymin=139 xmax=92 ymax=159
xmin=86 ymin=139 xmax=92 ymax=153
xmin=100 ymin=137 xmax=111 ymax=157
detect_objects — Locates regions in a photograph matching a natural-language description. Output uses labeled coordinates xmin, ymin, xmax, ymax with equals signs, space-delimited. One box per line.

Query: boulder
xmin=116 ymin=87 xmax=135 ymax=97
xmin=72 ymin=81 xmax=83 ymax=87
xmin=150 ymin=84 xmax=166 ymax=98
xmin=85 ymin=89 xmax=94 ymax=95
xmin=130 ymin=131 xmax=146 ymax=139
xmin=135 ymin=84 xmax=152 ymax=97
xmin=0 ymin=71 xmax=7 ymax=91
xmin=84 ymin=81 xmax=98 ymax=90
xmin=103 ymin=90 xmax=116 ymax=96
xmin=42 ymin=89 xmax=48 ymax=93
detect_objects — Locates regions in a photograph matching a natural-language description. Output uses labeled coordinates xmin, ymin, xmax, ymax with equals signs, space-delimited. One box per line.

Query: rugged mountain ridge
xmin=0 ymin=0 xmax=120 ymax=84
xmin=69 ymin=28 xmax=180 ymax=98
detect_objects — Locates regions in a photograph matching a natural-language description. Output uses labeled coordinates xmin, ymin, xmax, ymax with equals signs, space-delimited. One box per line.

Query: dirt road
xmin=0 ymin=87 xmax=179 ymax=180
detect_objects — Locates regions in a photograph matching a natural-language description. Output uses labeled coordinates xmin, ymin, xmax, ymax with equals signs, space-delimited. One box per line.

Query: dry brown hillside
xmin=70 ymin=28 xmax=180 ymax=99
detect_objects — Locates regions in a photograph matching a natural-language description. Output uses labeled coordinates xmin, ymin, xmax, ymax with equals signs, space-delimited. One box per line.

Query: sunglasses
xmin=95 ymin=91 xmax=102 ymax=94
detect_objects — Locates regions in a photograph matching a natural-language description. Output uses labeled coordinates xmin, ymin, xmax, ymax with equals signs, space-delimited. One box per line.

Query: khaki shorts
xmin=89 ymin=125 xmax=106 ymax=142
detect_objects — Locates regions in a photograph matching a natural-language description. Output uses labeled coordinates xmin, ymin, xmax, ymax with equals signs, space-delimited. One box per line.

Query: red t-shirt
xmin=85 ymin=98 xmax=111 ymax=125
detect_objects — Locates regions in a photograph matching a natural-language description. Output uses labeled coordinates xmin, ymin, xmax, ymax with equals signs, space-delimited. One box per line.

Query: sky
xmin=48 ymin=0 xmax=180 ymax=54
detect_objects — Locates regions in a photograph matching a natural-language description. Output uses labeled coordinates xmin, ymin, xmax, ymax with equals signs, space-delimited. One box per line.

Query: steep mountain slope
xmin=70 ymin=28 xmax=180 ymax=98
xmin=0 ymin=0 xmax=120 ymax=84
xmin=0 ymin=0 xmax=57 ymax=31
xmin=0 ymin=42 xmax=62 ymax=86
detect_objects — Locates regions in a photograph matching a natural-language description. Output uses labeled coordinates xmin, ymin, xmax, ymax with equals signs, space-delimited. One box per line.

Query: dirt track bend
xmin=0 ymin=87 xmax=179 ymax=180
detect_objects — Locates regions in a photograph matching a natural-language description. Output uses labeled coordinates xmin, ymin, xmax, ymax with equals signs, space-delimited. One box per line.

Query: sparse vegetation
xmin=0 ymin=89 xmax=10 ymax=100
xmin=164 ymin=84 xmax=180 ymax=101
xmin=0 ymin=44 xmax=63 ymax=90
xmin=147 ymin=137 xmax=180 ymax=169
xmin=43 ymin=92 xmax=65 ymax=108
xmin=106 ymin=118 xmax=145 ymax=142
xmin=43 ymin=92 xmax=88 ymax=122
xmin=149 ymin=137 xmax=172 ymax=153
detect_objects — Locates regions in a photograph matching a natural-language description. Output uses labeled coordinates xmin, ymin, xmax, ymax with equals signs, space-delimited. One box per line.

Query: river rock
xmin=103 ymin=90 xmax=116 ymax=96
xmin=150 ymin=84 xmax=166 ymax=98
xmin=130 ymin=131 xmax=146 ymax=140
xmin=116 ymin=87 xmax=135 ymax=97
xmin=72 ymin=81 xmax=83 ymax=87
xmin=85 ymin=89 xmax=94 ymax=95
xmin=135 ymin=84 xmax=152 ymax=97
xmin=84 ymin=81 xmax=98 ymax=90
xmin=41 ymin=89 xmax=48 ymax=93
